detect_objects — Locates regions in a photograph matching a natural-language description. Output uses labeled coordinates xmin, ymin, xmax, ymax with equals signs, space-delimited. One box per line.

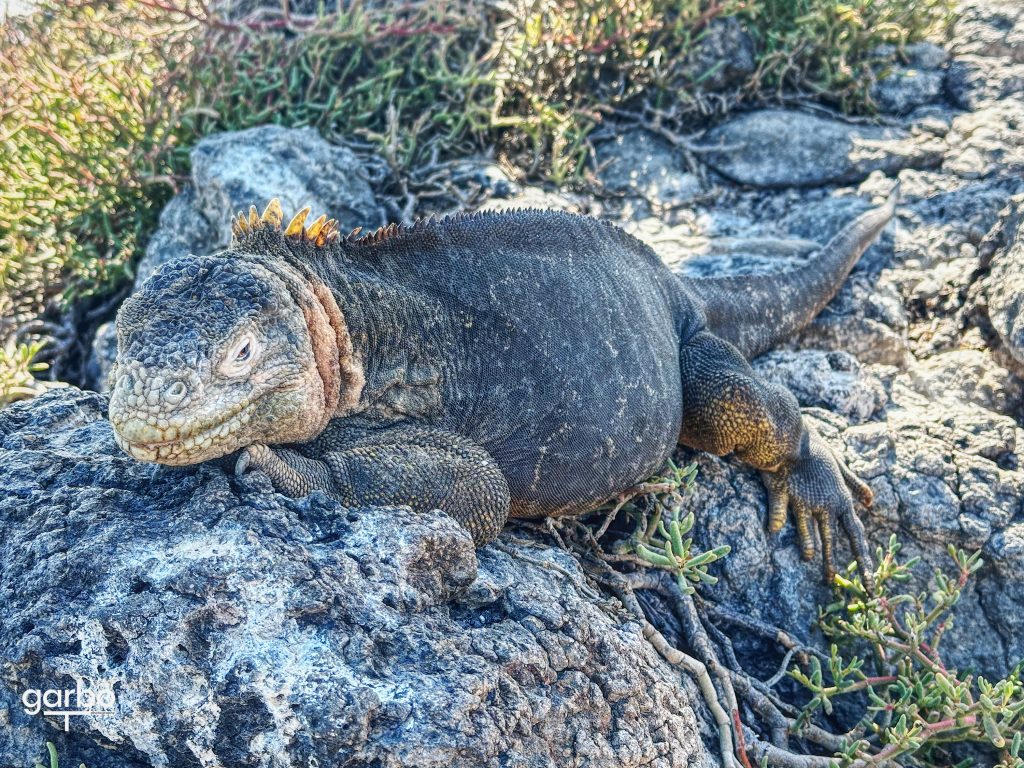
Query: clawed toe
xmin=836 ymin=457 xmax=874 ymax=508
xmin=763 ymin=433 xmax=876 ymax=591
xmin=234 ymin=448 xmax=252 ymax=476
xmin=839 ymin=505 xmax=876 ymax=594
xmin=817 ymin=509 xmax=839 ymax=584
xmin=764 ymin=473 xmax=789 ymax=534
xmin=792 ymin=504 xmax=817 ymax=562
xmin=234 ymin=444 xmax=270 ymax=477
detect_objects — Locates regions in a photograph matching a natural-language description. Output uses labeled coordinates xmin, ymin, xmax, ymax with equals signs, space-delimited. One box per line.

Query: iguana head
xmin=109 ymin=199 xmax=359 ymax=466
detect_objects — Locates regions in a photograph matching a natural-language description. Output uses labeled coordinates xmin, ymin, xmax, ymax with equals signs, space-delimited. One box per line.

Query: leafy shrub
xmin=167 ymin=2 xmax=491 ymax=170
xmin=0 ymin=338 xmax=52 ymax=406
xmin=486 ymin=0 xmax=747 ymax=182
xmin=595 ymin=458 xmax=732 ymax=592
xmin=794 ymin=536 xmax=1024 ymax=767
xmin=744 ymin=0 xmax=956 ymax=109
xmin=0 ymin=1 xmax=184 ymax=314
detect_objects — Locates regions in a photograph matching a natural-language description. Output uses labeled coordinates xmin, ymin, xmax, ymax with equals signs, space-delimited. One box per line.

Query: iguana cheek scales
xmin=111 ymin=191 xmax=897 ymax=586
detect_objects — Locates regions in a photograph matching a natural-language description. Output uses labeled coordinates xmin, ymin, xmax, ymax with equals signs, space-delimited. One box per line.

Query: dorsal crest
xmin=231 ymin=199 xmax=341 ymax=248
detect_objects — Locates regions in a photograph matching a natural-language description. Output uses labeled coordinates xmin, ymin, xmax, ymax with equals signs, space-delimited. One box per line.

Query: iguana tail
xmin=689 ymin=188 xmax=898 ymax=359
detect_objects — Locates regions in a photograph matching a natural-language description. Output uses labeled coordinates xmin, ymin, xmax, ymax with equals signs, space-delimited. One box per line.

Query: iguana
xmin=109 ymin=193 xmax=895 ymax=584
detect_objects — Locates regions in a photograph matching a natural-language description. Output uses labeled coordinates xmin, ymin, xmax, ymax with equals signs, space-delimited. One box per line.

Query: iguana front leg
xmin=678 ymin=331 xmax=875 ymax=589
xmin=236 ymin=425 xmax=511 ymax=545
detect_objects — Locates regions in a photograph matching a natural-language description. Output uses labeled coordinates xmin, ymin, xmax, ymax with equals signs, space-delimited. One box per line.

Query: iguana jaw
xmin=108 ymin=359 xmax=326 ymax=466
xmin=111 ymin=393 xmax=256 ymax=464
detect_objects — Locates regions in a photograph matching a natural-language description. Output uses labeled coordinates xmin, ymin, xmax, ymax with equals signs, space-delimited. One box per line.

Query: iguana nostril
xmin=165 ymin=380 xmax=187 ymax=404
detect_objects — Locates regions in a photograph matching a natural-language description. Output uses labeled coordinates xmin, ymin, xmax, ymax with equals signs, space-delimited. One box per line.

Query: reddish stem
xmin=733 ymin=709 xmax=754 ymax=768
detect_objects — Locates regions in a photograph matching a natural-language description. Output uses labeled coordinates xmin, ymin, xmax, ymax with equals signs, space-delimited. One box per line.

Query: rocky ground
xmin=2 ymin=0 xmax=1024 ymax=765
xmin=0 ymin=390 xmax=714 ymax=768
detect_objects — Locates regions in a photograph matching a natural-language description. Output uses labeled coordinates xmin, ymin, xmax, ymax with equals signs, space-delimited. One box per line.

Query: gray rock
xmin=907 ymin=348 xmax=1024 ymax=416
xmin=752 ymin=350 xmax=889 ymax=424
xmin=699 ymin=109 xmax=946 ymax=187
xmin=872 ymin=42 xmax=950 ymax=71
xmin=978 ymin=194 xmax=1024 ymax=376
xmin=0 ymin=389 xmax=714 ymax=768
xmin=778 ymin=194 xmax=874 ymax=245
xmin=945 ymin=55 xmax=1024 ymax=109
xmin=682 ymin=16 xmax=756 ymax=91
xmin=191 ymin=125 xmax=383 ymax=245
xmin=945 ymin=0 xmax=1024 ymax=110
xmin=942 ymin=98 xmax=1024 ymax=180
xmin=596 ymin=129 xmax=702 ymax=213
xmin=902 ymin=174 xmax=1021 ymax=250
xmin=872 ymin=68 xmax=945 ymax=115
xmin=982 ymin=522 xmax=1024 ymax=670
xmin=950 ymin=0 xmax=1024 ymax=63
xmin=789 ymin=311 xmax=911 ymax=367
xmin=879 ymin=176 xmax=1022 ymax=358
xmin=870 ymin=42 xmax=948 ymax=114
xmin=904 ymin=42 xmax=952 ymax=71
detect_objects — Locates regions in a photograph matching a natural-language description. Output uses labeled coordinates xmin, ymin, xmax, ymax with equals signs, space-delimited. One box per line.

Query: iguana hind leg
xmin=677 ymin=330 xmax=874 ymax=588
xmin=236 ymin=424 xmax=511 ymax=546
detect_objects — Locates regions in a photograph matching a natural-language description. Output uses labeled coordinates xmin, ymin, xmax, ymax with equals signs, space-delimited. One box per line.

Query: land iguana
xmin=109 ymin=193 xmax=895 ymax=585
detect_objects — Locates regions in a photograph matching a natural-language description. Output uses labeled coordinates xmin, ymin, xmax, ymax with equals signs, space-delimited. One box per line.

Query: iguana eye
xmin=221 ymin=333 xmax=259 ymax=377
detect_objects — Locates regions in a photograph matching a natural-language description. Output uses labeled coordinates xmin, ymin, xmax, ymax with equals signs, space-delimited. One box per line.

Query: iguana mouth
xmin=111 ymin=398 xmax=255 ymax=465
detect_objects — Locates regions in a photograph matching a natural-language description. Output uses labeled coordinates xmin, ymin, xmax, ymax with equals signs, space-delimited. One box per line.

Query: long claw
xmin=848 ymin=472 xmax=874 ymax=508
xmin=765 ymin=474 xmax=789 ymax=534
xmin=235 ymin=448 xmax=251 ymax=477
xmin=840 ymin=507 xmax=876 ymax=594
xmin=793 ymin=503 xmax=816 ymax=561
xmin=819 ymin=510 xmax=838 ymax=584
xmin=833 ymin=448 xmax=874 ymax=507
xmin=235 ymin=444 xmax=270 ymax=477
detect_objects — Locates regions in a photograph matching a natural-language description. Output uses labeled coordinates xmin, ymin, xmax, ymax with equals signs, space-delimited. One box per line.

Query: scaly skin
xmin=110 ymin=194 xmax=896 ymax=584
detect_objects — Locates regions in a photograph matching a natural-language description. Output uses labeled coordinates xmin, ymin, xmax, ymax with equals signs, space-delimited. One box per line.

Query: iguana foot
xmin=235 ymin=443 xmax=335 ymax=497
xmin=232 ymin=426 xmax=512 ymax=546
xmin=678 ymin=330 xmax=876 ymax=591
xmin=763 ymin=427 xmax=874 ymax=591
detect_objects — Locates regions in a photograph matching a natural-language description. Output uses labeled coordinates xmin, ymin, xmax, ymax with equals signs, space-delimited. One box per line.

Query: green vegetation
xmin=745 ymin=0 xmax=956 ymax=109
xmin=33 ymin=741 xmax=86 ymax=768
xmin=586 ymin=464 xmax=1022 ymax=768
xmin=0 ymin=2 xmax=184 ymax=312
xmin=596 ymin=459 xmax=731 ymax=592
xmin=794 ymin=537 xmax=1024 ymax=767
xmin=0 ymin=339 xmax=52 ymax=406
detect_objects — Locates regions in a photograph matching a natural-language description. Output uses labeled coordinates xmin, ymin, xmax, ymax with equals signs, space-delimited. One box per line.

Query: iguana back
xmin=241 ymin=209 xmax=696 ymax=518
